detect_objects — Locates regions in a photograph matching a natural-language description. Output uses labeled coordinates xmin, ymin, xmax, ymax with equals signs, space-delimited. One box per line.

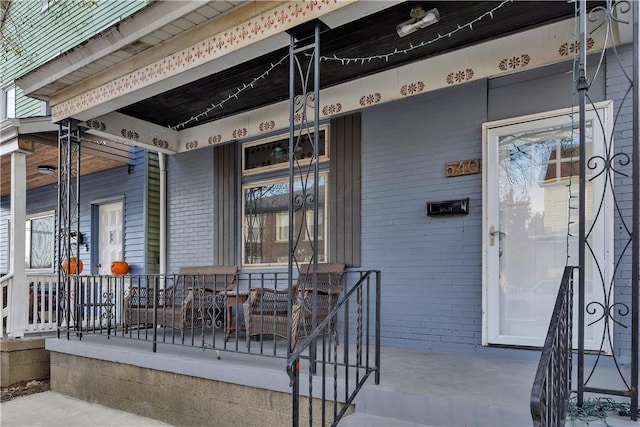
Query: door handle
xmin=489 ymin=226 xmax=506 ymax=246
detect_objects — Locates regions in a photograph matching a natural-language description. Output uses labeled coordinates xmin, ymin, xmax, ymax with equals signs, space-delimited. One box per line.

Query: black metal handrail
xmin=530 ymin=266 xmax=577 ymax=427
xmin=286 ymin=270 xmax=381 ymax=427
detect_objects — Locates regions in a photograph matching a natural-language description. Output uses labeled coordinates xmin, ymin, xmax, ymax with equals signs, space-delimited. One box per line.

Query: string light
xmin=101 ymin=0 xmax=514 ymax=147
xmin=167 ymin=54 xmax=289 ymax=131
xmin=317 ymin=0 xmax=513 ymax=64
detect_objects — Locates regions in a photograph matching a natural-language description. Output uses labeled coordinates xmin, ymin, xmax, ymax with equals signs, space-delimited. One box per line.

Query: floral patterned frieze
xmin=360 ymin=93 xmax=382 ymax=106
xmin=121 ymin=129 xmax=140 ymax=140
xmin=322 ymin=103 xmax=342 ymax=116
xmin=446 ymin=69 xmax=474 ymax=85
xmin=85 ymin=119 xmax=106 ymax=131
xmin=184 ymin=140 xmax=199 ymax=150
xmin=259 ymin=121 xmax=276 ymax=132
xmin=558 ymin=38 xmax=595 ymax=56
xmin=400 ymin=82 xmax=425 ymax=96
xmin=208 ymin=135 xmax=222 ymax=145
xmin=498 ymin=54 xmax=531 ymax=71
xmin=233 ymin=128 xmax=248 ymax=139
xmin=153 ymin=138 xmax=169 ymax=149
xmin=52 ymin=0 xmax=347 ymax=122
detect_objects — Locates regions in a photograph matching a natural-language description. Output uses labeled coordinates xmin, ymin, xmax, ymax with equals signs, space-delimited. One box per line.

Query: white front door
xmin=98 ymin=201 xmax=123 ymax=275
xmin=483 ymin=104 xmax=612 ymax=350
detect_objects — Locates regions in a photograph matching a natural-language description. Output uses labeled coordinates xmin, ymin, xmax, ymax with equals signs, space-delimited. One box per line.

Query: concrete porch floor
xmin=5 ymin=333 xmax=638 ymax=426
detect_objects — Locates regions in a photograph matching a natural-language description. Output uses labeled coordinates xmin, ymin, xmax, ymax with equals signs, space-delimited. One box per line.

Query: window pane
xmin=3 ymin=86 xmax=15 ymax=119
xmin=243 ymin=130 xmax=326 ymax=172
xmin=243 ymin=176 xmax=326 ymax=265
xmin=28 ymin=216 xmax=54 ymax=269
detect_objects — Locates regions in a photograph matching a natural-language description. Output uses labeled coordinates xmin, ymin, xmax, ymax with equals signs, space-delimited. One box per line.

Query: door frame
xmin=91 ymin=197 xmax=125 ymax=275
xmin=481 ymin=101 xmax=614 ymax=349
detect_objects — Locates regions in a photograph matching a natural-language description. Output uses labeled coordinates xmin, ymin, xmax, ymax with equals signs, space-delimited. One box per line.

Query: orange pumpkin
xmin=110 ymin=261 xmax=129 ymax=275
xmin=61 ymin=257 xmax=83 ymax=274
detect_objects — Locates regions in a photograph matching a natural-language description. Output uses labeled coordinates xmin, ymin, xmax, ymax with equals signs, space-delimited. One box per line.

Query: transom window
xmin=242 ymin=128 xmax=328 ymax=174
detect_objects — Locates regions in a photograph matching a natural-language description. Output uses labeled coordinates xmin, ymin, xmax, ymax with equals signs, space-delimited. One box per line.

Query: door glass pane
xmin=497 ymin=121 xmax=596 ymax=339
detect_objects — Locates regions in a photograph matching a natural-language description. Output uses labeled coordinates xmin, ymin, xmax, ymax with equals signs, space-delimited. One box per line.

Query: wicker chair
xmin=243 ymin=263 xmax=345 ymax=348
xmin=124 ymin=265 xmax=238 ymax=331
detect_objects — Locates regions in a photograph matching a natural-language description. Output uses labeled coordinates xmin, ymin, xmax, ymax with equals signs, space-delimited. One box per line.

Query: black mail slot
xmin=427 ymin=198 xmax=469 ymax=216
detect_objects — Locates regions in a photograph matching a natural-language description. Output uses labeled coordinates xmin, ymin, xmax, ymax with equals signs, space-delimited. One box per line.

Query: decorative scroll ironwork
xmin=57 ymin=118 xmax=82 ymax=339
xmin=288 ymin=26 xmax=321 ymax=348
xmin=577 ymin=0 xmax=638 ymax=420
xmin=531 ymin=266 xmax=576 ymax=427
xmin=288 ymin=23 xmax=321 ymax=426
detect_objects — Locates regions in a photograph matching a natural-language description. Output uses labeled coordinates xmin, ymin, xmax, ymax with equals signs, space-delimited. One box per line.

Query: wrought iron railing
xmin=57 ymin=270 xmax=378 ymax=363
xmin=530 ymin=266 xmax=577 ymax=427
xmin=286 ymin=270 xmax=381 ymax=427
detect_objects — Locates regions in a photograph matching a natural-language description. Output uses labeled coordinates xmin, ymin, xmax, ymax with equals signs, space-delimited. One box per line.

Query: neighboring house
xmin=0 ymin=0 xmax=152 ymax=338
xmin=1 ymin=0 xmax=638 ymax=424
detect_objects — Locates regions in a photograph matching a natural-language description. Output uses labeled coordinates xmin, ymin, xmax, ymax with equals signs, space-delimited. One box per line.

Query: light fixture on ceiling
xmin=397 ymin=6 xmax=440 ymax=38
xmin=37 ymin=165 xmax=56 ymax=175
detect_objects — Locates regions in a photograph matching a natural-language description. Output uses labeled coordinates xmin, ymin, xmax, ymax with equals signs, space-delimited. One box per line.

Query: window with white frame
xmin=242 ymin=128 xmax=329 ymax=266
xmin=25 ymin=213 xmax=55 ymax=269
xmin=275 ymin=212 xmax=288 ymax=242
xmin=1 ymin=84 xmax=15 ymax=120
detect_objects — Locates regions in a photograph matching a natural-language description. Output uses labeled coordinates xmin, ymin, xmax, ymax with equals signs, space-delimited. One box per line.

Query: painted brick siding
xmin=607 ymin=44 xmax=635 ymax=363
xmin=166 ymin=147 xmax=215 ymax=273
xmin=156 ymin=50 xmax=635 ymax=356
xmin=360 ymin=81 xmax=487 ymax=352
xmin=358 ymin=56 xmax=610 ymax=354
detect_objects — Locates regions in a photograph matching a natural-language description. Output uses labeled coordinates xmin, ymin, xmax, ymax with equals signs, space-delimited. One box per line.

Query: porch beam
xmin=45 ymin=1 xmax=359 ymax=123
xmin=7 ymin=151 xmax=27 ymax=338
xmin=178 ymin=12 xmax=634 ymax=153
xmin=82 ymin=112 xmax=180 ymax=155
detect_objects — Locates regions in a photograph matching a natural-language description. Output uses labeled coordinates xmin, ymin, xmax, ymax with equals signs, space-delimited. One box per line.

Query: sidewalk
xmin=1 ymin=391 xmax=170 ymax=426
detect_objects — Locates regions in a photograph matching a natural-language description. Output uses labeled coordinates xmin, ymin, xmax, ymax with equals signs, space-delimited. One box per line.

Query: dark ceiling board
xmin=118 ymin=1 xmax=601 ymax=130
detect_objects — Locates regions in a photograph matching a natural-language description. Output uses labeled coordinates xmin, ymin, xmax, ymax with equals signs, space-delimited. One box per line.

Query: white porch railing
xmin=1 ymin=273 xmax=60 ymax=336
xmin=2 ymin=273 xmax=133 ymax=337
xmin=26 ymin=274 xmax=59 ymax=333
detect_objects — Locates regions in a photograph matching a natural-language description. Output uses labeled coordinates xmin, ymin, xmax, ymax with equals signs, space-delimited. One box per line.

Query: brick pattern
xmin=606 ymin=44 xmax=635 ymax=363
xmin=360 ymin=82 xmax=486 ymax=352
xmin=166 ymin=148 xmax=215 ymax=273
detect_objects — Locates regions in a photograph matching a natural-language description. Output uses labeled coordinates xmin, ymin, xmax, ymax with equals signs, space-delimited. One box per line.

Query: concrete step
xmin=352 ymin=386 xmax=530 ymax=427
xmin=341 ymin=413 xmax=432 ymax=426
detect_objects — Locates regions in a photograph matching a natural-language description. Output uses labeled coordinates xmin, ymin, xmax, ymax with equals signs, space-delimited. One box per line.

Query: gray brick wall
xmin=607 ymin=43 xmax=635 ymax=363
xmin=154 ymin=48 xmax=635 ymax=357
xmin=166 ymin=147 xmax=215 ymax=273
xmin=361 ymin=81 xmax=487 ymax=352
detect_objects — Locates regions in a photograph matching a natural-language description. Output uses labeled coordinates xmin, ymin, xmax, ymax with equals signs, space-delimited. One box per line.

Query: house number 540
xmin=445 ymin=158 xmax=481 ymax=178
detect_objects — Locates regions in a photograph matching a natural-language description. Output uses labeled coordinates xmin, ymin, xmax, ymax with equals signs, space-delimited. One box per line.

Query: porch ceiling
xmin=0 ymin=137 xmax=130 ymax=197
xmin=118 ymin=1 xmax=601 ymax=129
